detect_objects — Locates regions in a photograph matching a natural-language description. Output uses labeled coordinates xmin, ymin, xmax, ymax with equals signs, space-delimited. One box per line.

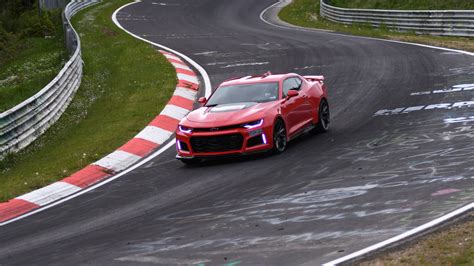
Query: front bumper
xmin=176 ymin=124 xmax=273 ymax=159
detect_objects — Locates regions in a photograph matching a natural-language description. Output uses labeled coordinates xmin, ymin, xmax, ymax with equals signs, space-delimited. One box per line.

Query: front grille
xmin=193 ymin=124 xmax=241 ymax=132
xmin=190 ymin=134 xmax=243 ymax=153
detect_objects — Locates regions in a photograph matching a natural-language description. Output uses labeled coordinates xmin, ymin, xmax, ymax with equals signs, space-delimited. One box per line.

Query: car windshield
xmin=206 ymin=82 xmax=279 ymax=106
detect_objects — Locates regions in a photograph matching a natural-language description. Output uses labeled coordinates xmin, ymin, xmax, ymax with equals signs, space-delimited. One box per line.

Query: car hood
xmin=184 ymin=102 xmax=275 ymax=126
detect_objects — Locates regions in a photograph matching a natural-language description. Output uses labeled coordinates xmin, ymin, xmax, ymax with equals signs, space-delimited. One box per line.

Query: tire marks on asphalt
xmin=0 ymin=50 xmax=199 ymax=224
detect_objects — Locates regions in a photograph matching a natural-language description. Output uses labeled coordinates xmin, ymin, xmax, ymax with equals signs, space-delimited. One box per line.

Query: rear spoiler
xmin=304 ymin=75 xmax=324 ymax=84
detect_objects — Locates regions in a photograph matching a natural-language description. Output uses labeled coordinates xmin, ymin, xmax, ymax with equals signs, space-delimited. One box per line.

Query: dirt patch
xmin=101 ymin=26 xmax=118 ymax=37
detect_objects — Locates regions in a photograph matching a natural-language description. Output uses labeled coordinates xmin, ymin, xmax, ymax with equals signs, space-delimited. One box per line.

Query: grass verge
xmin=0 ymin=21 xmax=67 ymax=112
xmin=329 ymin=0 xmax=474 ymax=10
xmin=280 ymin=1 xmax=473 ymax=264
xmin=0 ymin=0 xmax=176 ymax=201
xmin=361 ymin=213 xmax=473 ymax=265
xmin=279 ymin=0 xmax=474 ymax=52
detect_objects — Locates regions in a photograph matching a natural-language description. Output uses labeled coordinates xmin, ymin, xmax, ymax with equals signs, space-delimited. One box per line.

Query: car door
xmin=294 ymin=77 xmax=315 ymax=123
xmin=280 ymin=77 xmax=312 ymax=136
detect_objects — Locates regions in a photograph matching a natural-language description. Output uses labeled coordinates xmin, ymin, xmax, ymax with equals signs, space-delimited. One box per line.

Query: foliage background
xmin=0 ymin=0 xmax=61 ymax=66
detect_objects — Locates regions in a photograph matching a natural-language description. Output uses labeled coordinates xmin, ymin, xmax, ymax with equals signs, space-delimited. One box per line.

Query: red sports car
xmin=176 ymin=72 xmax=329 ymax=164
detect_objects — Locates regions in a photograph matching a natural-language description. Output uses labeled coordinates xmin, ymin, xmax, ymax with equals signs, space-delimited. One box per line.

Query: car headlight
xmin=243 ymin=119 xmax=264 ymax=129
xmin=178 ymin=125 xmax=192 ymax=133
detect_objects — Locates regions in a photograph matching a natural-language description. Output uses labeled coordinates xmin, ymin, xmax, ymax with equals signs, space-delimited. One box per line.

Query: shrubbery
xmin=0 ymin=0 xmax=62 ymax=66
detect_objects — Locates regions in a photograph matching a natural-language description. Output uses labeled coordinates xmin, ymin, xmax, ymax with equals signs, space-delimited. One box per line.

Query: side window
xmin=293 ymin=77 xmax=302 ymax=90
xmin=282 ymin=78 xmax=298 ymax=97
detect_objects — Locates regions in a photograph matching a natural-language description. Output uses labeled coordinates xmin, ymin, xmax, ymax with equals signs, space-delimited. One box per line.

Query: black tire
xmin=272 ymin=119 xmax=287 ymax=154
xmin=312 ymin=99 xmax=330 ymax=134
xmin=179 ymin=158 xmax=202 ymax=165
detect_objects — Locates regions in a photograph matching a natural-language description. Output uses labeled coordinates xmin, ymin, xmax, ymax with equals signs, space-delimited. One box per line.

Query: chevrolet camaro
xmin=176 ymin=72 xmax=329 ymax=164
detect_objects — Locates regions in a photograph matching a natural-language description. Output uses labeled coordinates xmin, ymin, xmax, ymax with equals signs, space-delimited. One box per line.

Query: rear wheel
xmin=313 ymin=99 xmax=330 ymax=134
xmin=272 ymin=119 xmax=287 ymax=154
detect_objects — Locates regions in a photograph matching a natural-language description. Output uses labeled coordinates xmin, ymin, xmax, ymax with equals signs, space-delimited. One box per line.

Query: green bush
xmin=18 ymin=10 xmax=58 ymax=37
xmin=0 ymin=1 xmax=62 ymax=66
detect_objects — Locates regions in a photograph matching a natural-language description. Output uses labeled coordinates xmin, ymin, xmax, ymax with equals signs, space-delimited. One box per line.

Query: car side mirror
xmin=198 ymin=97 xmax=207 ymax=104
xmin=286 ymin=90 xmax=299 ymax=98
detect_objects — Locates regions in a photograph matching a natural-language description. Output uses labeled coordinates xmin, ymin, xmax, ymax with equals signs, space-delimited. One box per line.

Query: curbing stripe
xmin=173 ymin=86 xmax=198 ymax=101
xmin=178 ymin=80 xmax=199 ymax=91
xmin=171 ymin=62 xmax=192 ymax=72
xmin=162 ymin=53 xmax=181 ymax=61
xmin=158 ymin=50 xmax=175 ymax=57
xmin=149 ymin=115 xmax=181 ymax=132
xmin=93 ymin=150 xmax=142 ymax=173
xmin=62 ymin=165 xmax=111 ymax=188
xmin=118 ymin=138 xmax=160 ymax=157
xmin=0 ymin=2 xmax=210 ymax=225
xmin=0 ymin=199 xmax=39 ymax=223
xmin=17 ymin=182 xmax=82 ymax=206
xmin=168 ymin=95 xmax=195 ymax=110
xmin=135 ymin=126 xmax=173 ymax=145
xmin=175 ymin=67 xmax=197 ymax=77
xmin=166 ymin=57 xmax=186 ymax=65
xmin=160 ymin=104 xmax=191 ymax=121
xmin=177 ymin=73 xmax=199 ymax=85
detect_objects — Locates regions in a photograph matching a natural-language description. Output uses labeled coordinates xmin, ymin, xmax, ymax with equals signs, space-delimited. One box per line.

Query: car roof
xmin=219 ymin=73 xmax=297 ymax=87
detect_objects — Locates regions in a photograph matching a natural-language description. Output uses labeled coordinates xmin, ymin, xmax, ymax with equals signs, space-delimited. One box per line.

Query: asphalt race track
xmin=1 ymin=0 xmax=474 ymax=265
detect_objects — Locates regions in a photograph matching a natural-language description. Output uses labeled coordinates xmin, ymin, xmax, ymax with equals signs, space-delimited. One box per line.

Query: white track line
xmin=0 ymin=140 xmax=176 ymax=226
xmin=259 ymin=1 xmax=474 ymax=57
xmin=112 ymin=0 xmax=212 ymax=97
xmin=0 ymin=0 xmax=211 ymax=227
xmin=323 ymin=203 xmax=474 ymax=265
xmin=260 ymin=1 xmax=474 ymax=264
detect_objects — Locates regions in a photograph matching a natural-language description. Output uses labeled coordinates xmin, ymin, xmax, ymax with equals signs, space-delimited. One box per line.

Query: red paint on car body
xmin=176 ymin=73 xmax=328 ymax=159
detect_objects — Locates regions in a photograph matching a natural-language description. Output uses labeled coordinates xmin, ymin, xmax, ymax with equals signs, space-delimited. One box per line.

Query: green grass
xmin=279 ymin=0 xmax=474 ymax=52
xmin=0 ymin=22 xmax=67 ymax=112
xmin=361 ymin=214 xmax=474 ymax=265
xmin=329 ymin=0 xmax=474 ymax=10
xmin=280 ymin=1 xmax=474 ymax=264
xmin=0 ymin=0 xmax=176 ymax=201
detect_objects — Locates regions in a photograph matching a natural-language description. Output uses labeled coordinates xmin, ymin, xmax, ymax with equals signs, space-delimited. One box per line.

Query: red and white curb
xmin=0 ymin=50 xmax=200 ymax=224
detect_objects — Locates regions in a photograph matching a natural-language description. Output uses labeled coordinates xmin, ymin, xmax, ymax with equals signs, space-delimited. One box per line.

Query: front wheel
xmin=312 ymin=99 xmax=330 ymax=134
xmin=272 ymin=119 xmax=287 ymax=154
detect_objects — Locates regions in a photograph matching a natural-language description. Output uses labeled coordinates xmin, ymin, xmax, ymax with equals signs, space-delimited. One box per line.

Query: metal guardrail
xmin=0 ymin=0 xmax=100 ymax=157
xmin=320 ymin=0 xmax=474 ymax=37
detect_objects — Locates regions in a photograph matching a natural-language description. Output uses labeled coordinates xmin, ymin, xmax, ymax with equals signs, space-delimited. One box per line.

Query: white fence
xmin=320 ymin=0 xmax=474 ymax=37
xmin=0 ymin=0 xmax=100 ymax=157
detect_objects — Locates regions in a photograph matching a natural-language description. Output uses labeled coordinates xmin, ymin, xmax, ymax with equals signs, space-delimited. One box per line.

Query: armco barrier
xmin=0 ymin=0 xmax=100 ymax=157
xmin=0 ymin=49 xmax=200 ymax=224
xmin=320 ymin=0 xmax=474 ymax=37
